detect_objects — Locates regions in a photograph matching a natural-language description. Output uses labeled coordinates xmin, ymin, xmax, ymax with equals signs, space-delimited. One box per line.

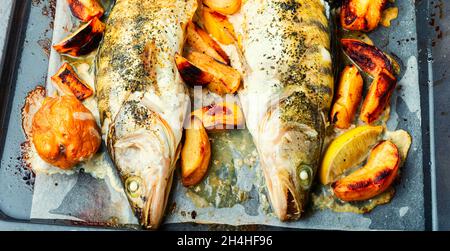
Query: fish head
xmin=107 ymin=94 xmax=177 ymax=229
xmin=257 ymin=90 xmax=324 ymax=221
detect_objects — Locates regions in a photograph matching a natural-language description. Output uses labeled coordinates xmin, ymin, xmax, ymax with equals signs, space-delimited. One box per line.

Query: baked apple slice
xmin=341 ymin=0 xmax=387 ymax=32
xmin=331 ymin=65 xmax=363 ymax=129
xmin=332 ymin=140 xmax=400 ymax=201
xmin=67 ymin=0 xmax=104 ymax=22
xmin=51 ymin=63 xmax=93 ymax=101
xmin=191 ymin=102 xmax=245 ymax=130
xmin=175 ymin=53 xmax=214 ymax=86
xmin=181 ymin=117 xmax=211 ymax=187
xmin=202 ymin=7 xmax=236 ymax=45
xmin=53 ymin=16 xmax=105 ymax=57
xmin=185 ymin=51 xmax=241 ymax=94
xmin=203 ymin=0 xmax=242 ymax=15
xmin=360 ymin=68 xmax=397 ymax=124
xmin=186 ymin=22 xmax=230 ymax=64
xmin=341 ymin=38 xmax=393 ymax=77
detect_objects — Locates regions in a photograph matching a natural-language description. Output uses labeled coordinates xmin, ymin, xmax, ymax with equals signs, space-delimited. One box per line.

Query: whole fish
xmin=235 ymin=0 xmax=333 ymax=220
xmin=96 ymin=0 xmax=197 ymax=229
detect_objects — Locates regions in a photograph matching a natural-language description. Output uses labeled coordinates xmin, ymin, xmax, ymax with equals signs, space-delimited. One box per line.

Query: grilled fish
xmin=96 ymin=0 xmax=197 ymax=229
xmin=235 ymin=0 xmax=333 ymax=220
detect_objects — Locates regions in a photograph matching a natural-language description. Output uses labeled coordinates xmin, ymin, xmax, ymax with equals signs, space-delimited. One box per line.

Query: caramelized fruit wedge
xmin=331 ymin=65 xmax=364 ymax=129
xmin=51 ymin=63 xmax=94 ymax=101
xmin=53 ymin=16 xmax=105 ymax=57
xmin=341 ymin=38 xmax=393 ymax=77
xmin=191 ymin=102 xmax=244 ymax=130
xmin=181 ymin=117 xmax=211 ymax=187
xmin=332 ymin=140 xmax=400 ymax=201
xmin=175 ymin=53 xmax=214 ymax=86
xmin=203 ymin=0 xmax=242 ymax=15
xmin=360 ymin=68 xmax=397 ymax=124
xmin=185 ymin=51 xmax=241 ymax=94
xmin=202 ymin=7 xmax=236 ymax=45
xmin=341 ymin=0 xmax=387 ymax=32
xmin=67 ymin=0 xmax=104 ymax=22
xmin=186 ymin=22 xmax=230 ymax=64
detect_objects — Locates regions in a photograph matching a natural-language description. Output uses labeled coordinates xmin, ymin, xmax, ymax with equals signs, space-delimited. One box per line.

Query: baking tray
xmin=0 ymin=0 xmax=444 ymax=230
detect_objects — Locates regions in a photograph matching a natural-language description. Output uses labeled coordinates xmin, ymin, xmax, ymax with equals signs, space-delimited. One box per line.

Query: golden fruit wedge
xmin=186 ymin=22 xmax=230 ymax=64
xmin=51 ymin=62 xmax=93 ymax=101
xmin=203 ymin=0 xmax=242 ymax=15
xmin=191 ymin=102 xmax=245 ymax=130
xmin=341 ymin=38 xmax=393 ymax=78
xmin=331 ymin=65 xmax=363 ymax=129
xmin=360 ymin=68 xmax=397 ymax=124
xmin=185 ymin=51 xmax=241 ymax=94
xmin=320 ymin=125 xmax=384 ymax=185
xmin=341 ymin=0 xmax=387 ymax=32
xmin=332 ymin=140 xmax=400 ymax=201
xmin=175 ymin=53 xmax=214 ymax=86
xmin=181 ymin=117 xmax=211 ymax=187
xmin=67 ymin=0 xmax=104 ymax=22
xmin=202 ymin=7 xmax=236 ymax=45
xmin=53 ymin=16 xmax=105 ymax=57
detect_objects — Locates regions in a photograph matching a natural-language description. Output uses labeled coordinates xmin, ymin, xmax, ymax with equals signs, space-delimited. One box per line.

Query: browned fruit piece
xmin=202 ymin=7 xmax=236 ymax=45
xmin=175 ymin=53 xmax=214 ymax=86
xmin=331 ymin=65 xmax=364 ymax=129
xmin=181 ymin=117 xmax=211 ymax=187
xmin=341 ymin=0 xmax=387 ymax=32
xmin=186 ymin=22 xmax=230 ymax=64
xmin=67 ymin=0 xmax=104 ymax=22
xmin=31 ymin=95 xmax=101 ymax=169
xmin=191 ymin=102 xmax=245 ymax=130
xmin=332 ymin=140 xmax=400 ymax=201
xmin=360 ymin=68 xmax=397 ymax=124
xmin=51 ymin=63 xmax=94 ymax=101
xmin=203 ymin=0 xmax=242 ymax=15
xmin=185 ymin=51 xmax=241 ymax=94
xmin=341 ymin=38 xmax=393 ymax=77
xmin=53 ymin=16 xmax=105 ymax=57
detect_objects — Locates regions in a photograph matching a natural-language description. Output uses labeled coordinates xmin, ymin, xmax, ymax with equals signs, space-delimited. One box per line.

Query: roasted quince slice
xmin=186 ymin=22 xmax=230 ymax=64
xmin=181 ymin=117 xmax=211 ymax=187
xmin=202 ymin=7 xmax=237 ymax=45
xmin=191 ymin=102 xmax=245 ymax=130
xmin=331 ymin=65 xmax=363 ymax=129
xmin=203 ymin=0 xmax=242 ymax=15
xmin=332 ymin=140 xmax=400 ymax=202
xmin=341 ymin=0 xmax=387 ymax=32
xmin=360 ymin=68 xmax=397 ymax=124
xmin=67 ymin=0 xmax=104 ymax=22
xmin=51 ymin=62 xmax=94 ymax=101
xmin=53 ymin=16 xmax=105 ymax=57
xmin=175 ymin=53 xmax=214 ymax=86
xmin=341 ymin=38 xmax=393 ymax=77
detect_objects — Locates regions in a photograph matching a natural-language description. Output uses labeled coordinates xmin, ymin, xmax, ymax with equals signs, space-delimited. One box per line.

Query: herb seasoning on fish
xmin=235 ymin=0 xmax=333 ymax=221
xmin=96 ymin=0 xmax=198 ymax=229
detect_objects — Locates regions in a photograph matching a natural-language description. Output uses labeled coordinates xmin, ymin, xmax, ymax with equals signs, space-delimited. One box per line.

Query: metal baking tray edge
xmin=0 ymin=0 xmax=438 ymax=230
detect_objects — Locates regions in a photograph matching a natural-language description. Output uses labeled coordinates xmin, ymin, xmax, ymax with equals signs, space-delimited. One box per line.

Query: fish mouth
xmin=256 ymin=100 xmax=321 ymax=221
xmin=260 ymin=164 xmax=304 ymax=220
xmin=108 ymin=97 xmax=178 ymax=229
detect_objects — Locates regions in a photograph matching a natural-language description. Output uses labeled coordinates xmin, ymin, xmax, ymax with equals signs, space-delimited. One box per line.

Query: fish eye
xmin=125 ymin=176 xmax=143 ymax=198
xmin=298 ymin=164 xmax=313 ymax=189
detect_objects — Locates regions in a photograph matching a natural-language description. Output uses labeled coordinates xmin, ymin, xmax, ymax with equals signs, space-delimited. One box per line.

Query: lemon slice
xmin=320 ymin=125 xmax=384 ymax=184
